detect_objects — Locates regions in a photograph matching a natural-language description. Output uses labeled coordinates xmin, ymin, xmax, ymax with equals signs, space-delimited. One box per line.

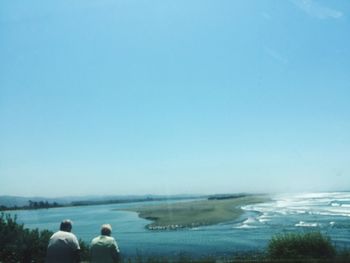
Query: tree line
xmin=0 ymin=200 xmax=62 ymax=211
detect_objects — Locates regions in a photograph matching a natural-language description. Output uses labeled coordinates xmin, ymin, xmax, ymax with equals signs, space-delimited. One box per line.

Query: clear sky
xmin=1 ymin=0 xmax=350 ymax=197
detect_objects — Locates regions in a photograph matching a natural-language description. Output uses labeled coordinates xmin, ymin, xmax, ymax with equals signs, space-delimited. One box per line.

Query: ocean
xmin=8 ymin=192 xmax=350 ymax=258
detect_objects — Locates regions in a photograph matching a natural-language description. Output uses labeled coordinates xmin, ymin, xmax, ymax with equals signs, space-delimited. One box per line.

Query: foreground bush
xmin=0 ymin=213 xmax=52 ymax=262
xmin=267 ymin=231 xmax=336 ymax=261
xmin=0 ymin=213 xmax=89 ymax=263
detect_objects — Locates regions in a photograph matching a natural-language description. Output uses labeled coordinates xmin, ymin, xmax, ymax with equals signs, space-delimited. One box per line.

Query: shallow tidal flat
xmin=118 ymin=195 xmax=269 ymax=230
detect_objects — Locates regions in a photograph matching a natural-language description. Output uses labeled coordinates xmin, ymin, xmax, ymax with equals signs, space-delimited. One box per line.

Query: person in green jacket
xmin=90 ymin=224 xmax=120 ymax=263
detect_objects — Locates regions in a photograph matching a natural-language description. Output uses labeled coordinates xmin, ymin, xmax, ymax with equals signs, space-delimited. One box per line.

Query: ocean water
xmin=241 ymin=192 xmax=350 ymax=247
xmin=8 ymin=192 xmax=350 ymax=258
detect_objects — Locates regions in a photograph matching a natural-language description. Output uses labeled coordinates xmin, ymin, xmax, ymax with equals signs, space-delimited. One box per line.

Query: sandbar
xmin=118 ymin=195 xmax=269 ymax=230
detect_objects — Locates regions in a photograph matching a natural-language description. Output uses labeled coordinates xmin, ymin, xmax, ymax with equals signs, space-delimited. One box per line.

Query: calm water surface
xmin=9 ymin=192 xmax=350 ymax=258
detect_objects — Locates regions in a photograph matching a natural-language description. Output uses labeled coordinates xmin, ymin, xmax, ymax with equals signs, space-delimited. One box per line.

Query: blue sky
xmin=1 ymin=0 xmax=350 ymax=197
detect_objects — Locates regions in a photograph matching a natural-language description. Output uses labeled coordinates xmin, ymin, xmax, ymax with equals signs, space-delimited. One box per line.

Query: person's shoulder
xmin=103 ymin=235 xmax=116 ymax=241
xmin=91 ymin=235 xmax=101 ymax=244
xmin=66 ymin=231 xmax=78 ymax=237
xmin=50 ymin=230 xmax=65 ymax=238
xmin=68 ymin=232 xmax=80 ymax=243
xmin=105 ymin=236 xmax=118 ymax=245
xmin=57 ymin=231 xmax=79 ymax=242
xmin=95 ymin=235 xmax=117 ymax=245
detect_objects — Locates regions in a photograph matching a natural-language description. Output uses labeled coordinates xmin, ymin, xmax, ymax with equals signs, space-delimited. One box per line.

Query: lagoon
xmin=8 ymin=192 xmax=350 ymax=258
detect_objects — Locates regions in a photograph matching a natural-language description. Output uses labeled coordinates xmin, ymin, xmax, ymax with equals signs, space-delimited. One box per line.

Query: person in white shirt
xmin=45 ymin=219 xmax=81 ymax=263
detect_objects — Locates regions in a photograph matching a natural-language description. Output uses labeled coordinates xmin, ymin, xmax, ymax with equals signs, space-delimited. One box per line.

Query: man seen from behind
xmin=45 ymin=219 xmax=80 ymax=263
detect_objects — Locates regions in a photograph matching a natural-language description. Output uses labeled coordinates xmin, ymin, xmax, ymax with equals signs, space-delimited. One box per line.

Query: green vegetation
xmin=28 ymin=200 xmax=61 ymax=209
xmin=207 ymin=193 xmax=247 ymax=200
xmin=0 ymin=213 xmax=89 ymax=263
xmin=0 ymin=200 xmax=62 ymax=211
xmin=0 ymin=195 xmax=202 ymax=211
xmin=267 ymin=232 xmax=336 ymax=262
xmin=71 ymin=196 xmax=201 ymax=207
xmin=121 ymin=195 xmax=269 ymax=229
xmin=0 ymin=213 xmax=52 ymax=262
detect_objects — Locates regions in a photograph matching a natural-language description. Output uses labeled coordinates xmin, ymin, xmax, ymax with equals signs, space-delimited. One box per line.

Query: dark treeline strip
xmin=208 ymin=193 xmax=249 ymax=200
xmin=0 ymin=200 xmax=63 ymax=211
xmin=70 ymin=196 xmax=203 ymax=207
xmin=0 ymin=196 xmax=204 ymax=211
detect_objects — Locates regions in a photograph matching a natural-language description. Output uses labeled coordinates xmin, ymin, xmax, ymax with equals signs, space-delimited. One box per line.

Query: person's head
xmin=100 ymin=224 xmax=112 ymax=236
xmin=60 ymin=219 xmax=73 ymax=232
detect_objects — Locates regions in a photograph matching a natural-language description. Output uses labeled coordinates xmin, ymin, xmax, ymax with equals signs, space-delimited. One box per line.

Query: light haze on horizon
xmin=1 ymin=0 xmax=350 ymax=197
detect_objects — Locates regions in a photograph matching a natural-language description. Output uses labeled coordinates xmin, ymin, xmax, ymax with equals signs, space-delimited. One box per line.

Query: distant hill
xmin=0 ymin=194 xmax=203 ymax=208
xmin=0 ymin=196 xmax=70 ymax=207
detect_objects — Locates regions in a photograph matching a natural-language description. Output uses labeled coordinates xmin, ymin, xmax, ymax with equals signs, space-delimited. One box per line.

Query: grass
xmin=267 ymin=232 xmax=336 ymax=262
xmin=119 ymin=195 xmax=269 ymax=229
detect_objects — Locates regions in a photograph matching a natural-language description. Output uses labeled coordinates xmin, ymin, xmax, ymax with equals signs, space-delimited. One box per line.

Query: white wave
xmin=257 ymin=213 xmax=272 ymax=223
xmin=328 ymin=207 xmax=350 ymax=214
xmin=295 ymin=221 xmax=319 ymax=227
xmin=313 ymin=211 xmax=350 ymax=217
xmin=234 ymin=224 xmax=258 ymax=229
xmin=292 ymin=192 xmax=349 ymax=199
xmin=245 ymin=192 xmax=350 ymax=215
xmin=243 ymin=217 xmax=257 ymax=224
xmin=258 ymin=218 xmax=270 ymax=223
xmin=242 ymin=191 xmax=350 ymax=231
xmin=233 ymin=217 xmax=260 ymax=229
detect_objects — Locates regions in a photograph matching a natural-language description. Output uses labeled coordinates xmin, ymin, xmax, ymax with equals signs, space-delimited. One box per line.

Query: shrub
xmin=267 ymin=231 xmax=335 ymax=261
xmin=0 ymin=213 xmax=89 ymax=263
xmin=0 ymin=213 xmax=51 ymax=262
